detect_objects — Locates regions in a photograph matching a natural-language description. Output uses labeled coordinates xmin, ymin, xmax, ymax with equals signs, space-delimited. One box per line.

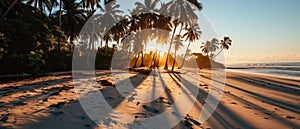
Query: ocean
xmin=226 ymin=62 xmax=300 ymax=80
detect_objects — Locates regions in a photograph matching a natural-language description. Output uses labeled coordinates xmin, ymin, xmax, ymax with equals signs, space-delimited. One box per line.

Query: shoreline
xmin=225 ymin=68 xmax=300 ymax=81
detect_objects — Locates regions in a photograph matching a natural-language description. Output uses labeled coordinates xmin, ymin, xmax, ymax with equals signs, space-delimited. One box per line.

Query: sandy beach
xmin=0 ymin=69 xmax=299 ymax=129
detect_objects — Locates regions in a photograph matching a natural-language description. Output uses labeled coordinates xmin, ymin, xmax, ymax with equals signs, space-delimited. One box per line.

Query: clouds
xmin=226 ymin=52 xmax=300 ymax=64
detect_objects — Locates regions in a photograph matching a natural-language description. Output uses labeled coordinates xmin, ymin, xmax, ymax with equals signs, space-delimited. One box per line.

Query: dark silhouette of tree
xmin=200 ymin=38 xmax=219 ymax=57
xmin=82 ymin=0 xmax=102 ymax=12
xmin=160 ymin=0 xmax=202 ymax=70
xmin=97 ymin=1 xmax=123 ymax=51
xmin=26 ymin=0 xmax=53 ymax=12
xmin=179 ymin=23 xmax=201 ymax=68
xmin=171 ymin=35 xmax=183 ymax=71
xmin=213 ymin=37 xmax=232 ymax=58
xmin=55 ymin=0 xmax=86 ymax=44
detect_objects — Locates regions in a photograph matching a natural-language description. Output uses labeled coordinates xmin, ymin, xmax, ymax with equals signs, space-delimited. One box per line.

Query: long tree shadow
xmin=200 ymin=74 xmax=300 ymax=128
xmin=171 ymin=72 xmax=257 ymax=129
xmin=230 ymin=75 xmax=300 ymax=95
xmin=0 ymin=71 xmax=134 ymax=128
xmin=201 ymin=75 xmax=300 ymax=114
xmin=22 ymin=99 xmax=102 ymax=129
xmin=0 ymin=72 xmax=111 ymax=98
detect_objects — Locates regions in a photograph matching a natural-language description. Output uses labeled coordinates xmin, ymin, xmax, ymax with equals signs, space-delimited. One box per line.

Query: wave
xmin=226 ymin=62 xmax=300 ymax=79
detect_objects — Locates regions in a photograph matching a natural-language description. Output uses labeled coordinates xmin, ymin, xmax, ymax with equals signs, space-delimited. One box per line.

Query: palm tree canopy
xmin=97 ymin=1 xmax=124 ymax=35
xmin=55 ymin=0 xmax=86 ymax=43
xmin=220 ymin=36 xmax=232 ymax=50
xmin=182 ymin=23 xmax=201 ymax=42
xmin=82 ymin=0 xmax=102 ymax=11
xmin=160 ymin=0 xmax=201 ymax=25
xmin=27 ymin=0 xmax=55 ymax=12
xmin=200 ymin=38 xmax=219 ymax=55
xmin=134 ymin=0 xmax=160 ymax=13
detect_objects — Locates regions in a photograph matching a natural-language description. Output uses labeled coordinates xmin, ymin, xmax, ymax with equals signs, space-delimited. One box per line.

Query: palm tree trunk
xmin=133 ymin=53 xmax=140 ymax=68
xmin=141 ymin=43 xmax=146 ymax=67
xmin=164 ymin=25 xmax=178 ymax=70
xmin=179 ymin=41 xmax=191 ymax=69
xmin=150 ymin=51 xmax=156 ymax=69
xmin=100 ymin=39 xmax=103 ymax=48
xmin=140 ymin=51 xmax=144 ymax=67
xmin=156 ymin=51 xmax=160 ymax=67
xmin=171 ymin=50 xmax=177 ymax=71
xmin=214 ymin=49 xmax=223 ymax=58
xmin=34 ymin=0 xmax=37 ymax=8
xmin=105 ymin=40 xmax=108 ymax=52
xmin=1 ymin=0 xmax=18 ymax=21
xmin=59 ymin=0 xmax=62 ymax=27
xmin=49 ymin=6 xmax=53 ymax=16
xmin=164 ymin=24 xmax=184 ymax=70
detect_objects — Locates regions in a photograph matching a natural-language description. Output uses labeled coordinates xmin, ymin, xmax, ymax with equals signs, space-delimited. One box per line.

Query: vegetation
xmin=0 ymin=0 xmax=231 ymax=74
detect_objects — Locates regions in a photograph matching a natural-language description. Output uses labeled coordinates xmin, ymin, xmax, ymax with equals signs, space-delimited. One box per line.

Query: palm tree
xmin=96 ymin=1 xmax=123 ymax=51
xmin=179 ymin=23 xmax=201 ymax=68
xmin=110 ymin=17 xmax=130 ymax=45
xmin=82 ymin=0 xmax=102 ymax=12
xmin=160 ymin=0 xmax=201 ymax=25
xmin=200 ymin=38 xmax=219 ymax=57
xmin=171 ymin=35 xmax=183 ymax=71
xmin=48 ymin=0 xmax=58 ymax=16
xmin=135 ymin=0 xmax=160 ymax=13
xmin=58 ymin=0 xmax=62 ymax=27
xmin=163 ymin=20 xmax=183 ymax=70
xmin=26 ymin=0 xmax=52 ymax=12
xmin=213 ymin=37 xmax=232 ymax=58
xmin=160 ymin=0 xmax=202 ymax=70
xmin=1 ymin=0 xmax=20 ymax=21
xmin=55 ymin=0 xmax=86 ymax=44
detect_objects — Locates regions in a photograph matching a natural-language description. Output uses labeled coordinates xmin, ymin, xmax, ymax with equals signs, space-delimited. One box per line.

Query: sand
xmin=0 ymin=69 xmax=299 ymax=129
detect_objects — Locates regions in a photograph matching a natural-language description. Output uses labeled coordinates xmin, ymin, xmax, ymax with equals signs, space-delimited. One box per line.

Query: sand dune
xmin=0 ymin=69 xmax=299 ymax=129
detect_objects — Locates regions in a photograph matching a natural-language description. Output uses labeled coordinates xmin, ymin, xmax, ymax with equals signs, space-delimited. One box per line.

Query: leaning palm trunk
xmin=171 ymin=49 xmax=177 ymax=71
xmin=164 ymin=25 xmax=178 ymax=70
xmin=133 ymin=53 xmax=140 ymax=68
xmin=150 ymin=51 xmax=157 ymax=69
xmin=165 ymin=24 xmax=183 ymax=70
xmin=179 ymin=41 xmax=191 ymax=69
xmin=140 ymin=51 xmax=144 ymax=67
xmin=1 ymin=0 xmax=18 ymax=21
xmin=59 ymin=0 xmax=62 ymax=27
xmin=140 ymin=44 xmax=147 ymax=67
xmin=214 ymin=49 xmax=223 ymax=58
xmin=34 ymin=0 xmax=37 ymax=8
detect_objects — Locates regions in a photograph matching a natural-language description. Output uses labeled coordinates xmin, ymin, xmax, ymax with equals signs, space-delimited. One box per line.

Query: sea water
xmin=226 ymin=62 xmax=300 ymax=80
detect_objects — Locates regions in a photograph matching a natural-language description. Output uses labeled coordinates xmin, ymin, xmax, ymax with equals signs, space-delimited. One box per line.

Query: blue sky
xmin=86 ymin=0 xmax=300 ymax=63
xmin=117 ymin=0 xmax=300 ymax=63
xmin=200 ymin=0 xmax=300 ymax=63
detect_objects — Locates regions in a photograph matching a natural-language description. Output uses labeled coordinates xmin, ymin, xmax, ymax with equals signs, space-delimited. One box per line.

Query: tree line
xmin=0 ymin=0 xmax=231 ymax=74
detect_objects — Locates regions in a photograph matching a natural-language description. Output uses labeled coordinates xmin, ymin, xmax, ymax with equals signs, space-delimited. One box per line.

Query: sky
xmin=83 ymin=0 xmax=300 ymax=64
xmin=200 ymin=0 xmax=300 ymax=64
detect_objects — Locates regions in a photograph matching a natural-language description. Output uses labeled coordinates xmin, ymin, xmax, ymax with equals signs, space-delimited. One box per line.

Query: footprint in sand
xmin=230 ymin=102 xmax=237 ymax=105
xmin=105 ymin=96 xmax=114 ymax=101
xmin=12 ymin=101 xmax=27 ymax=106
xmin=285 ymin=115 xmax=295 ymax=119
xmin=265 ymin=112 xmax=272 ymax=116
xmin=49 ymin=101 xmax=67 ymax=108
xmin=243 ymin=106 xmax=252 ymax=109
xmin=142 ymin=105 xmax=159 ymax=113
xmin=0 ymin=113 xmax=10 ymax=122
xmin=50 ymin=110 xmax=64 ymax=116
xmin=134 ymin=112 xmax=148 ymax=118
